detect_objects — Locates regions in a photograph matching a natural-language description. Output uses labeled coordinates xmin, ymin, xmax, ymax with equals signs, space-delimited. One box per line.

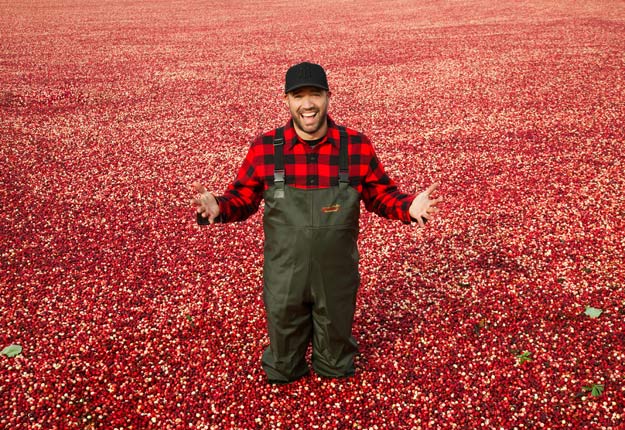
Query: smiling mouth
xmin=300 ymin=111 xmax=318 ymax=122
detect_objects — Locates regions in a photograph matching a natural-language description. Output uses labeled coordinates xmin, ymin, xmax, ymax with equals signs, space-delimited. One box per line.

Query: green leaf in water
xmin=582 ymin=383 xmax=604 ymax=397
xmin=516 ymin=350 xmax=532 ymax=365
xmin=584 ymin=306 xmax=603 ymax=318
xmin=1 ymin=344 xmax=22 ymax=358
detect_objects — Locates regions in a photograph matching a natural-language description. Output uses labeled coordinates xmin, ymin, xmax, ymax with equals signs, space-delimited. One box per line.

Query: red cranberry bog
xmin=2 ymin=1 xmax=625 ymax=428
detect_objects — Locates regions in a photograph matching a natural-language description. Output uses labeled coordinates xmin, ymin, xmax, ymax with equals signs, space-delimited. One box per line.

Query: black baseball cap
xmin=284 ymin=62 xmax=329 ymax=93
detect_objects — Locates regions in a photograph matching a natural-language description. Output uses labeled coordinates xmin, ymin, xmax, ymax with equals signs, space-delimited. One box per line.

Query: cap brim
xmin=285 ymin=83 xmax=329 ymax=93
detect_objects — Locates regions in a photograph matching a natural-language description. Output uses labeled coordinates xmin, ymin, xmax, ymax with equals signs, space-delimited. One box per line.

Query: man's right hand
xmin=191 ymin=181 xmax=220 ymax=224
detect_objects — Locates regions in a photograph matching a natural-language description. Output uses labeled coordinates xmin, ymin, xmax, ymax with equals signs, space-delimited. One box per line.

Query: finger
xmin=424 ymin=182 xmax=440 ymax=196
xmin=192 ymin=181 xmax=207 ymax=194
xmin=427 ymin=197 xmax=443 ymax=208
xmin=190 ymin=197 xmax=205 ymax=207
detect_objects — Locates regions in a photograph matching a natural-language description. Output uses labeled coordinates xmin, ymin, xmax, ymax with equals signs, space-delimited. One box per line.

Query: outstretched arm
xmin=409 ymin=182 xmax=443 ymax=227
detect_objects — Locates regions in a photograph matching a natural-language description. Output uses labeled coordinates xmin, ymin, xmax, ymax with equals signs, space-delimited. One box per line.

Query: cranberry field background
xmin=2 ymin=1 xmax=625 ymax=428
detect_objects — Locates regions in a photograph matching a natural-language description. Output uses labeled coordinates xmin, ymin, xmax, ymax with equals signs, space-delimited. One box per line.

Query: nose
xmin=301 ymin=95 xmax=314 ymax=109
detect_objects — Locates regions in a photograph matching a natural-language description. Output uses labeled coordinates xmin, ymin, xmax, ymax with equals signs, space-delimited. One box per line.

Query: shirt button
xmin=308 ymin=178 xmax=316 ymax=185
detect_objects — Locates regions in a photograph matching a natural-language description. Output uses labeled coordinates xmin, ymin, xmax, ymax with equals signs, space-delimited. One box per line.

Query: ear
xmin=283 ymin=93 xmax=290 ymax=107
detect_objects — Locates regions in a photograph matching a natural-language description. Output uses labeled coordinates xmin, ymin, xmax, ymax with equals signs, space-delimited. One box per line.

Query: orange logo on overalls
xmin=321 ymin=204 xmax=341 ymax=213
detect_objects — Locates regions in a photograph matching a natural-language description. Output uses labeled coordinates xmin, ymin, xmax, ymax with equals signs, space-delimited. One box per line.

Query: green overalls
xmin=261 ymin=126 xmax=361 ymax=382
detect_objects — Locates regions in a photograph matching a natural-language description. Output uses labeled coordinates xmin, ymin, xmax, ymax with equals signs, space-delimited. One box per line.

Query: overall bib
xmin=261 ymin=127 xmax=361 ymax=382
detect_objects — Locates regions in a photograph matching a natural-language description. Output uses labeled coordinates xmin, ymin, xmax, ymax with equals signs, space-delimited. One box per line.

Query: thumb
xmin=424 ymin=182 xmax=440 ymax=196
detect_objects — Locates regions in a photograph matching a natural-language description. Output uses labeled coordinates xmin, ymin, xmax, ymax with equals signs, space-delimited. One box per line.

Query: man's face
xmin=284 ymin=86 xmax=331 ymax=140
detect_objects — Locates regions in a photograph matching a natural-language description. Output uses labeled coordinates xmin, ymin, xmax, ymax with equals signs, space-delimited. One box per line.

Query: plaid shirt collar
xmin=284 ymin=115 xmax=340 ymax=150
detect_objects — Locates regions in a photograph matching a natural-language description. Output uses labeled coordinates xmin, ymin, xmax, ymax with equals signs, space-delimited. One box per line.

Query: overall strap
xmin=338 ymin=126 xmax=349 ymax=184
xmin=273 ymin=127 xmax=285 ymax=184
xmin=272 ymin=127 xmax=286 ymax=199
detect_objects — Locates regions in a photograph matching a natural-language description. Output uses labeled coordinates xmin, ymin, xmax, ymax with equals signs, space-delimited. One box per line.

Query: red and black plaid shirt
xmin=215 ymin=116 xmax=415 ymax=223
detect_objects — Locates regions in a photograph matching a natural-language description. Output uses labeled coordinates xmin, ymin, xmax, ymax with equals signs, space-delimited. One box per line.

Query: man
xmin=191 ymin=62 xmax=442 ymax=384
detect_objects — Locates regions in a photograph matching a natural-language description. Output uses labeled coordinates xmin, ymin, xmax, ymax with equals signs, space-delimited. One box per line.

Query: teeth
xmin=302 ymin=112 xmax=316 ymax=117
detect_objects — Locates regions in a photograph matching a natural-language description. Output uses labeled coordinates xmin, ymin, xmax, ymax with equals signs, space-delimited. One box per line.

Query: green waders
xmin=261 ymin=127 xmax=361 ymax=382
